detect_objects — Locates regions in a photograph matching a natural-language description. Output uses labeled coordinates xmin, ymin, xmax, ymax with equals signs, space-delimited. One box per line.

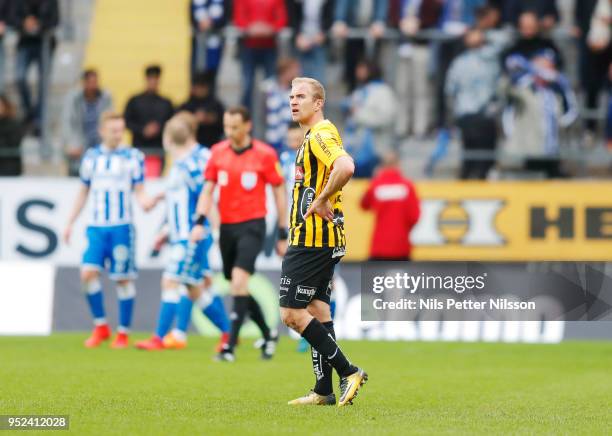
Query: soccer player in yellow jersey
xmin=280 ymin=77 xmax=367 ymax=407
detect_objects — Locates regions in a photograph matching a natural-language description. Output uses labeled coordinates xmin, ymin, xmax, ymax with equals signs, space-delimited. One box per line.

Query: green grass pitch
xmin=1 ymin=334 xmax=611 ymax=435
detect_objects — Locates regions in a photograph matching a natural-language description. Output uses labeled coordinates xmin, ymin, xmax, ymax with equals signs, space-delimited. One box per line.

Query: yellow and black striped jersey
xmin=288 ymin=119 xmax=348 ymax=248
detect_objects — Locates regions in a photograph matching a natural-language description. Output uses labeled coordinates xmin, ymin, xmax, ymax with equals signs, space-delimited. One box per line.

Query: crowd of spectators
xmin=0 ymin=0 xmax=58 ymax=138
xmin=0 ymin=0 xmax=610 ymax=180
xmin=0 ymin=94 xmax=23 ymax=175
xmin=62 ymin=69 xmax=113 ymax=176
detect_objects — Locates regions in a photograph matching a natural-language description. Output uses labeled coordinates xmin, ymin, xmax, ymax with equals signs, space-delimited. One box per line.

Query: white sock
xmin=171 ymin=329 xmax=187 ymax=342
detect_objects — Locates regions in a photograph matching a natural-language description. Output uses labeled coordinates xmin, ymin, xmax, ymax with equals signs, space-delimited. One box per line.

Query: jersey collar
xmin=230 ymin=142 xmax=253 ymax=155
xmin=305 ymin=119 xmax=330 ymax=137
xmin=99 ymin=144 xmax=126 ymax=154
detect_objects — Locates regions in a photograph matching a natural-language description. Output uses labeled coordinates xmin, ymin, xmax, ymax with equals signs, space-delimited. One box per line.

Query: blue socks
xmin=176 ymin=293 xmax=194 ymax=333
xmin=176 ymin=289 xmax=229 ymax=335
xmin=201 ymin=294 xmax=230 ymax=333
xmin=116 ymin=282 xmax=136 ymax=333
xmin=155 ymin=288 xmax=180 ymax=338
xmin=84 ymin=279 xmax=106 ymax=324
xmin=84 ymin=279 xmax=138 ymax=331
xmin=154 ymin=284 xmax=230 ymax=338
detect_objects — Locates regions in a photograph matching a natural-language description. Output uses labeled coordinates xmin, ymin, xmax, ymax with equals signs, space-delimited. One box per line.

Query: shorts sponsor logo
xmin=332 ymin=246 xmax=346 ymax=258
xmin=300 ymin=188 xmax=316 ymax=218
xmin=241 ymin=171 xmax=258 ymax=191
xmin=280 ymin=276 xmax=292 ymax=285
xmin=279 ymin=285 xmax=288 ymax=300
xmin=295 ymin=285 xmax=317 ymax=302
xmin=113 ymin=245 xmax=129 ymax=262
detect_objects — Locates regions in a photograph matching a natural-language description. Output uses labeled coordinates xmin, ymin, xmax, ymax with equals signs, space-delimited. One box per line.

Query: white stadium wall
xmin=0 ymin=178 xmax=610 ymax=341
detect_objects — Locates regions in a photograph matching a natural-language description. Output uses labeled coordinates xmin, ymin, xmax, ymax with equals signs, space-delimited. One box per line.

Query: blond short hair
xmin=174 ymin=111 xmax=198 ymax=134
xmin=291 ymin=77 xmax=326 ymax=103
xmin=99 ymin=111 xmax=124 ymax=125
xmin=165 ymin=112 xmax=197 ymax=147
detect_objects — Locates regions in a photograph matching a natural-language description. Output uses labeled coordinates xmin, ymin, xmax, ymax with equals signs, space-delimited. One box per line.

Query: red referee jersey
xmin=205 ymin=139 xmax=283 ymax=224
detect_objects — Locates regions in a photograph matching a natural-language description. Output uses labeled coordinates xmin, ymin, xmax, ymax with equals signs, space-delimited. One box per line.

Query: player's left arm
xmin=304 ymin=128 xmax=354 ymax=221
xmin=151 ymin=220 xmax=169 ymax=257
xmin=131 ymin=151 xmax=161 ymax=212
xmin=133 ymin=183 xmax=161 ymax=212
xmin=304 ymin=155 xmax=355 ymax=222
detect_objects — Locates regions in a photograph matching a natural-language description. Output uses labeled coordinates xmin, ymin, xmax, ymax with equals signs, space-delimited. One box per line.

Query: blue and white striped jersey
xmin=264 ymin=80 xmax=292 ymax=152
xmin=80 ymin=145 xmax=145 ymax=227
xmin=280 ymin=149 xmax=296 ymax=188
xmin=166 ymin=146 xmax=211 ymax=242
xmin=280 ymin=149 xmax=296 ymax=223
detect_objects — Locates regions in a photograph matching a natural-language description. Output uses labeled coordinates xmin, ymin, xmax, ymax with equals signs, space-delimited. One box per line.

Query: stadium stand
xmin=0 ymin=0 xmax=609 ymax=179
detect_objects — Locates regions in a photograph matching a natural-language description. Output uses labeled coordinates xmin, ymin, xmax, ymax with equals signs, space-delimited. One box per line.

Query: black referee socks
xmin=313 ymin=321 xmax=335 ymax=396
xmin=247 ymin=296 xmax=271 ymax=341
xmin=301 ymin=318 xmax=357 ymax=378
xmin=228 ymin=296 xmax=250 ymax=351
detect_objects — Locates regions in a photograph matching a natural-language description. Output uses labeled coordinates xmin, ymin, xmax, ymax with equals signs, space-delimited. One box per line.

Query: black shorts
xmin=219 ymin=218 xmax=266 ymax=280
xmin=279 ymin=245 xmax=343 ymax=309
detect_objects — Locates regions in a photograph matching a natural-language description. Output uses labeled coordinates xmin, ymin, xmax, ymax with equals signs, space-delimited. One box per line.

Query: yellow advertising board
xmin=343 ymin=181 xmax=612 ymax=261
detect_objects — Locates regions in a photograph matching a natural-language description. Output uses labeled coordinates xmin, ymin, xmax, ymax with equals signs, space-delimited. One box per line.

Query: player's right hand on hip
xmin=190 ymin=224 xmax=204 ymax=243
xmin=304 ymin=198 xmax=334 ymax=222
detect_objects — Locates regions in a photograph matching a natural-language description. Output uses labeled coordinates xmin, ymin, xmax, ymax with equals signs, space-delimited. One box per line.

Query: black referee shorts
xmin=219 ymin=218 xmax=266 ymax=280
xmin=279 ymin=245 xmax=343 ymax=309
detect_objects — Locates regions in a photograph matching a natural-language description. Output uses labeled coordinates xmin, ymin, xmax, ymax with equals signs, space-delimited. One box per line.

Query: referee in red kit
xmin=191 ymin=106 xmax=287 ymax=362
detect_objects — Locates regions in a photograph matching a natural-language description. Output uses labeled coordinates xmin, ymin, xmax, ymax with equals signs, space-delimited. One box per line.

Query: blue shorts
xmin=163 ymin=236 xmax=213 ymax=285
xmin=82 ymin=224 xmax=137 ymax=280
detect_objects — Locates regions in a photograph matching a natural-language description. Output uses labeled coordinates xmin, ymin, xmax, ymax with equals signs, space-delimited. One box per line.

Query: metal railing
xmin=1 ymin=23 xmax=609 ymax=175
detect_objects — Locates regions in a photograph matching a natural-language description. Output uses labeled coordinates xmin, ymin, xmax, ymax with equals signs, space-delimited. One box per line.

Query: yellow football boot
xmin=288 ymin=390 xmax=336 ymax=406
xmin=338 ymin=368 xmax=368 ymax=407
